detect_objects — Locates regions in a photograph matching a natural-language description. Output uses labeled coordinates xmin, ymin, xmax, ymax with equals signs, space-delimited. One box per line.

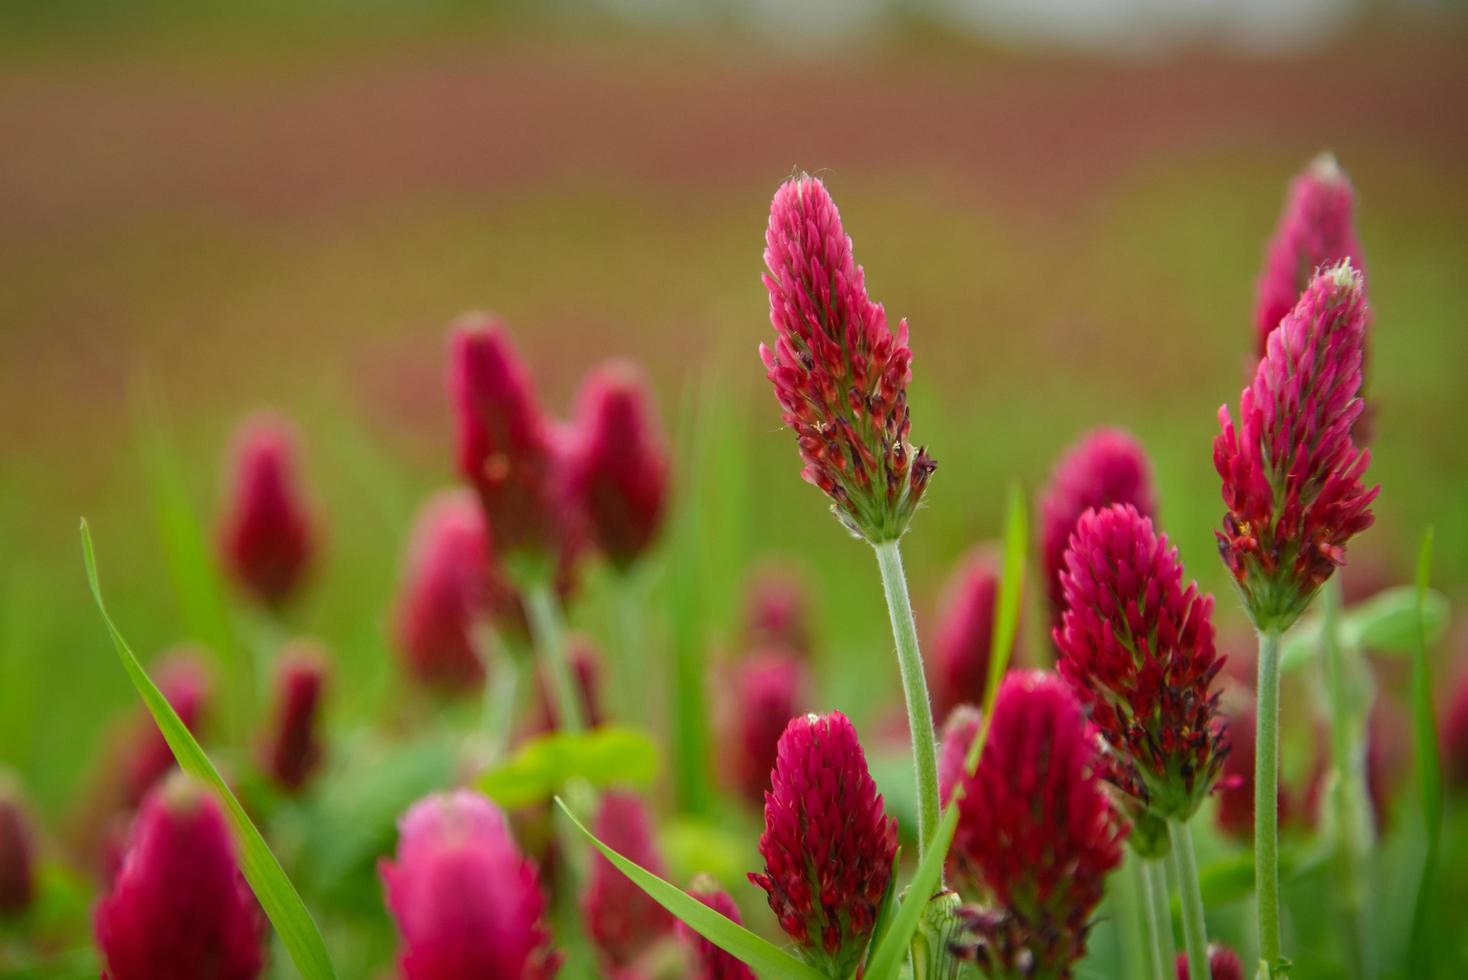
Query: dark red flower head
xmin=0 ymin=776 xmax=36 ymax=918
xmin=565 ymin=361 xmax=669 ymax=571
xmin=123 ymin=651 xmax=210 ymax=808
xmin=1216 ymin=261 xmax=1378 ymax=633
xmin=1039 ymin=428 xmax=1156 ymax=630
xmin=759 ymin=174 xmax=935 ymax=543
xmin=932 ymin=549 xmax=1012 ymax=720
xmin=218 ymin=413 xmax=316 ymax=609
xmin=744 ymin=567 xmax=814 ymax=658
xmin=946 ymin=672 xmax=1125 ymax=978
xmin=678 ymin=878 xmax=757 ymax=980
xmin=1443 ymin=667 xmax=1468 ymax=790
xmin=380 ymin=790 xmax=560 ymax=980
xmin=1255 ymin=153 xmax=1365 ymax=358
xmin=748 ymin=711 xmax=897 ymax=976
xmin=1055 ymin=504 xmax=1228 ymax=820
xmin=534 ymin=635 xmax=605 ymax=733
xmin=260 ymin=643 xmax=328 ymax=793
xmin=449 ymin=314 xmax=568 ymax=571
xmin=1176 ymin=943 xmax=1244 ymax=980
xmin=582 ymin=792 xmax=674 ymax=969
xmin=730 ymin=650 xmax=809 ymax=805
xmin=95 ymin=775 xmax=265 ymax=980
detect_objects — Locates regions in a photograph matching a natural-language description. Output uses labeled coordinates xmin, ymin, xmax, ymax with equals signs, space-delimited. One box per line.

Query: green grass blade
xmin=860 ymin=803 xmax=961 ymax=980
xmin=555 ymin=797 xmax=824 ymax=980
xmin=81 ymin=520 xmax=337 ymax=980
xmin=974 ymin=481 xmax=1028 ymax=769
xmin=1408 ymin=527 xmax=1442 ymax=977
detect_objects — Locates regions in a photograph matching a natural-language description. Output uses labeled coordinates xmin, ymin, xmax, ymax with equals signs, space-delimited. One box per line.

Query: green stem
xmin=524 ymin=581 xmax=585 ymax=734
xmin=1256 ymin=629 xmax=1283 ymax=974
xmin=1148 ymin=858 xmax=1177 ymax=969
xmin=873 ymin=539 xmax=940 ymax=857
xmin=1136 ymin=857 xmax=1171 ymax=980
xmin=1169 ymin=819 xmax=1209 ymax=980
xmin=612 ymin=572 xmax=652 ymax=727
xmin=476 ymin=626 xmax=520 ymax=757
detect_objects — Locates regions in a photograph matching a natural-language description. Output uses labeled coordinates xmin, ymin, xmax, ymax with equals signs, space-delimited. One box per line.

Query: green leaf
xmin=555 ymin=797 xmax=826 ymax=980
xmin=861 ymin=804 xmax=961 ymax=980
xmin=974 ymin=482 xmax=1028 ymax=769
xmin=1408 ymin=528 xmax=1442 ymax=977
xmin=1278 ymin=585 xmax=1449 ymax=672
xmin=478 ymin=727 xmax=659 ymax=809
xmin=80 ymin=520 xmax=337 ymax=980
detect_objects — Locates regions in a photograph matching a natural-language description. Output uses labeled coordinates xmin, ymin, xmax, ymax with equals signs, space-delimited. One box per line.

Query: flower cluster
xmin=582 ymin=791 xmax=673 ymax=969
xmin=1055 ymin=504 xmax=1228 ymax=819
xmin=217 ymin=413 xmax=316 ymax=609
xmin=945 ymin=672 xmax=1125 ymax=979
xmin=749 ymin=711 xmax=897 ymax=976
xmin=1215 ymin=261 xmax=1378 ymax=632
xmin=931 ymin=549 xmax=1005 ymax=719
xmin=260 ymin=644 xmax=328 ymax=793
xmin=760 ymin=174 xmax=935 ymax=543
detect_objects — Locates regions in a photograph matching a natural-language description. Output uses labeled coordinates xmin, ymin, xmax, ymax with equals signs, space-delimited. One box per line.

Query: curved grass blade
xmin=860 ymin=803 xmax=961 ymax=980
xmin=81 ymin=520 xmax=337 ymax=980
xmin=555 ymin=797 xmax=824 ymax=980
xmin=1408 ymin=527 xmax=1442 ymax=977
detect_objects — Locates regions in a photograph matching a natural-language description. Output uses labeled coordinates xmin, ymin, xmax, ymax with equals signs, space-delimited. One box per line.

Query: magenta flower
xmin=1176 ymin=943 xmax=1244 ymax=980
xmin=1216 ymin=261 xmax=1378 ymax=632
xmin=582 ymin=792 xmax=674 ymax=969
xmin=743 ymin=567 xmax=813 ymax=658
xmin=565 ymin=361 xmax=669 ymax=571
xmin=759 ymin=174 xmax=935 ymax=543
xmin=946 ymin=672 xmax=1126 ymax=978
xmin=94 ymin=776 xmax=265 ymax=980
xmin=259 ymin=644 xmax=328 ymax=793
xmin=218 ymin=413 xmax=316 ymax=609
xmin=380 ymin=790 xmax=559 ymax=980
xmin=678 ymin=879 xmax=756 ymax=980
xmin=1255 ymin=153 xmax=1365 ymax=357
xmin=749 ymin=711 xmax=896 ymax=975
xmin=0 ymin=777 xmax=36 ymax=918
xmin=1039 ymin=428 xmax=1156 ymax=630
xmin=449 ymin=315 xmax=569 ymax=570
xmin=931 ymin=549 xmax=1010 ymax=720
xmin=1055 ymin=504 xmax=1228 ymax=819
xmin=730 ymin=650 xmax=809 ymax=805
xmin=534 ymin=635 xmax=605 ymax=733
xmin=123 ymin=652 xmax=210 ymax=808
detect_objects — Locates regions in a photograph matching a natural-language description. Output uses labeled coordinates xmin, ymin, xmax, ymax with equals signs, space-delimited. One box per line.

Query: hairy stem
xmin=1137 ymin=856 xmax=1171 ymax=980
xmin=524 ymin=581 xmax=585 ymax=734
xmin=1256 ymin=628 xmax=1283 ymax=973
xmin=873 ymin=539 xmax=940 ymax=856
xmin=1169 ymin=819 xmax=1210 ymax=980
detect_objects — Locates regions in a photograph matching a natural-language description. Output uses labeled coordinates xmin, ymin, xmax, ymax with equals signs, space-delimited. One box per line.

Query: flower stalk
xmin=1168 ymin=818 xmax=1209 ymax=980
xmin=1136 ymin=858 xmax=1170 ymax=980
xmin=523 ymin=581 xmax=585 ymax=735
xmin=1255 ymin=628 xmax=1283 ymax=975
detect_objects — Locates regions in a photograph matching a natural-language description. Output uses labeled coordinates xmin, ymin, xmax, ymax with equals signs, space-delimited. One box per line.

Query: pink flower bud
xmin=123 ymin=652 xmax=210 ymax=808
xmin=380 ymin=790 xmax=560 ymax=980
xmin=534 ymin=635 xmax=605 ymax=733
xmin=582 ymin=792 xmax=674 ymax=968
xmin=931 ymin=550 xmax=1013 ymax=720
xmin=1255 ymin=153 xmax=1365 ymax=358
xmin=730 ymin=651 xmax=809 ymax=806
xmin=743 ymin=567 xmax=813 ymax=657
xmin=1055 ymin=505 xmax=1228 ymax=820
xmin=449 ymin=315 xmax=568 ymax=565
xmin=95 ymin=775 xmax=265 ymax=980
xmin=1039 ymin=428 xmax=1156 ymax=630
xmin=1176 ymin=943 xmax=1244 ymax=980
xmin=217 ymin=414 xmax=316 ymax=609
xmin=0 ymin=777 xmax=36 ymax=918
xmin=748 ymin=711 xmax=896 ymax=976
xmin=760 ymin=174 xmax=935 ymax=543
xmin=259 ymin=644 xmax=328 ymax=793
xmin=565 ymin=362 xmax=669 ymax=571
xmin=678 ymin=879 xmax=756 ymax=980
xmin=947 ymin=672 xmax=1125 ymax=977
xmin=1216 ymin=261 xmax=1378 ymax=633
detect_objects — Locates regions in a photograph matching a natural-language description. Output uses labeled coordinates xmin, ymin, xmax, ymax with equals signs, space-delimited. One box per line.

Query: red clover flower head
xmin=218 ymin=413 xmax=316 ymax=609
xmin=1255 ymin=153 xmax=1365 ymax=358
xmin=95 ymin=775 xmax=265 ymax=980
xmin=0 ymin=776 xmax=36 ymax=918
xmin=1055 ymin=504 xmax=1228 ymax=820
xmin=259 ymin=644 xmax=328 ymax=793
xmin=565 ymin=361 xmax=669 ymax=571
xmin=932 ymin=550 xmax=1007 ymax=720
xmin=946 ymin=672 xmax=1125 ymax=979
xmin=380 ymin=790 xmax=559 ymax=980
xmin=744 ymin=567 xmax=814 ymax=658
xmin=1039 ymin=428 xmax=1156 ymax=630
xmin=730 ymin=650 xmax=809 ymax=805
xmin=1215 ymin=261 xmax=1378 ymax=633
xmin=678 ymin=879 xmax=757 ymax=980
xmin=582 ymin=791 xmax=674 ymax=969
xmin=748 ymin=710 xmax=897 ymax=976
xmin=1176 ymin=943 xmax=1245 ymax=980
xmin=760 ymin=174 xmax=935 ymax=543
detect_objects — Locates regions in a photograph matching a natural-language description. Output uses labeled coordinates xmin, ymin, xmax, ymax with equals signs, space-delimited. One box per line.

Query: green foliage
xmin=476 ymin=726 xmax=659 ymax=808
xmin=1279 ymin=585 xmax=1449 ymax=672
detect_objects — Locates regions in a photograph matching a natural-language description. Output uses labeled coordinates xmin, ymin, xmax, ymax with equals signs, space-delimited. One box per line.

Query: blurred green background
xmin=1 ymin=1 xmax=1467 ymax=975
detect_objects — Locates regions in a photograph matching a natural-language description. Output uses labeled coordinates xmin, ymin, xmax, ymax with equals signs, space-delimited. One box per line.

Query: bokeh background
xmin=2 ymin=0 xmax=1467 ymax=975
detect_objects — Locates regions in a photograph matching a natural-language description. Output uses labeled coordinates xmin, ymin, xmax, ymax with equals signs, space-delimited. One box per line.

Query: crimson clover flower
xmin=931 ymin=549 xmax=1008 ymax=720
xmin=760 ymin=174 xmax=935 ymax=543
xmin=946 ymin=672 xmax=1126 ymax=979
xmin=749 ymin=710 xmax=897 ymax=976
xmin=678 ymin=879 xmax=757 ymax=980
xmin=95 ymin=775 xmax=265 ymax=980
xmin=218 ymin=413 xmax=316 ymax=609
xmin=1176 ymin=943 xmax=1244 ymax=980
xmin=1055 ymin=504 xmax=1229 ymax=820
xmin=259 ymin=644 xmax=328 ymax=793
xmin=730 ymin=650 xmax=809 ymax=806
xmin=1216 ymin=261 xmax=1378 ymax=633
xmin=380 ymin=790 xmax=560 ymax=979
xmin=582 ymin=791 xmax=674 ymax=969
xmin=743 ymin=567 xmax=814 ymax=658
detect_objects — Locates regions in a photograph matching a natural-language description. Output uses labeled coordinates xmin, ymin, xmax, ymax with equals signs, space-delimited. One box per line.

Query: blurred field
xmin=2 ymin=12 xmax=1468 ymax=973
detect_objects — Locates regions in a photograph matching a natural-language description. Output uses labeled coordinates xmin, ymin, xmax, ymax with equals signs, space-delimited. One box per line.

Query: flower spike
xmin=218 ymin=413 xmax=316 ymax=609
xmin=581 ymin=791 xmax=673 ymax=969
